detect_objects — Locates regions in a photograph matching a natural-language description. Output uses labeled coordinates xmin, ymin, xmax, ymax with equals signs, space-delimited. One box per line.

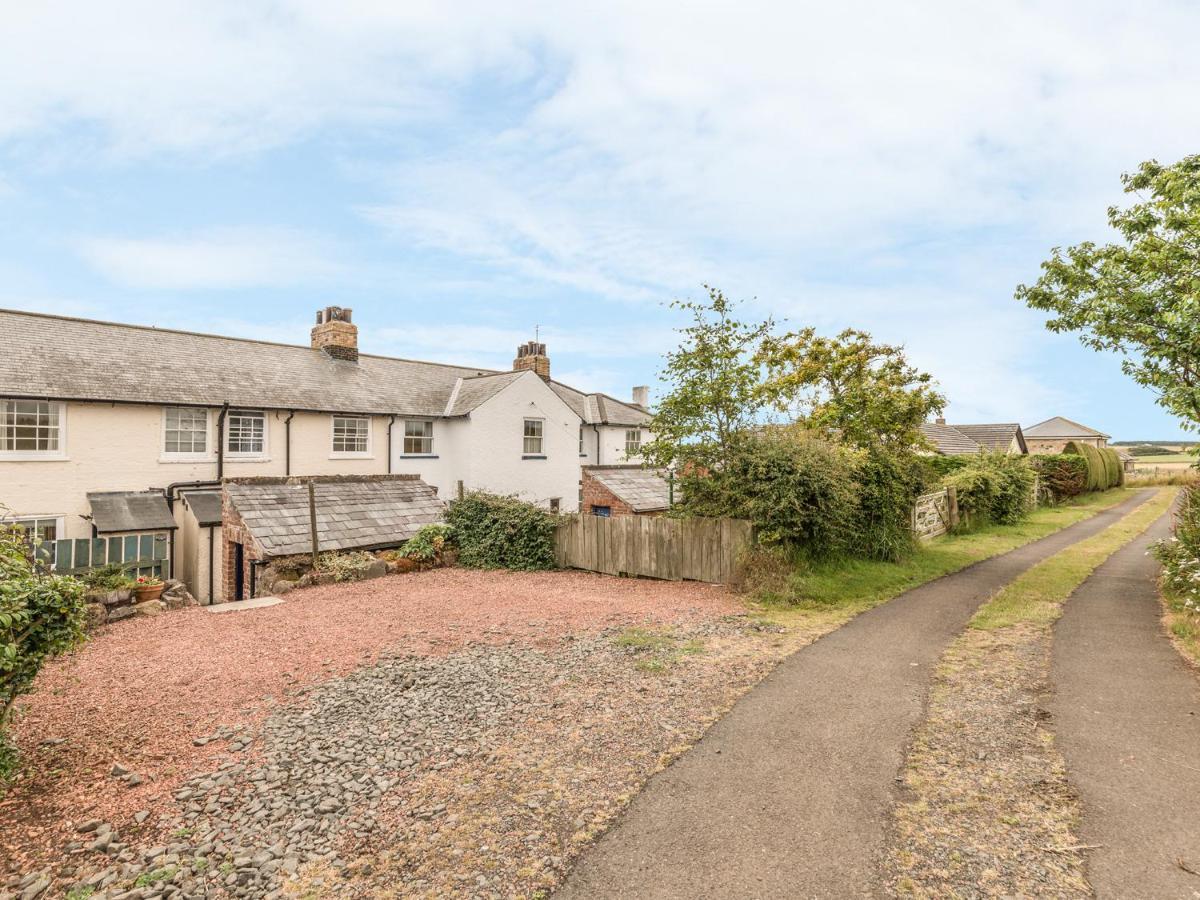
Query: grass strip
xmin=754 ymin=487 xmax=1138 ymax=632
xmin=971 ymin=487 xmax=1177 ymax=631
xmin=883 ymin=487 xmax=1175 ymax=896
xmin=1160 ymin=583 xmax=1200 ymax=667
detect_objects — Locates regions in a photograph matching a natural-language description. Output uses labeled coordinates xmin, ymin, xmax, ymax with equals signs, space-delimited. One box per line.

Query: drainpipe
xmin=386 ymin=415 xmax=396 ymax=474
xmin=216 ymin=403 xmax=229 ymax=479
xmin=284 ymin=410 xmax=295 ymax=476
xmin=592 ymin=424 xmax=602 ymax=465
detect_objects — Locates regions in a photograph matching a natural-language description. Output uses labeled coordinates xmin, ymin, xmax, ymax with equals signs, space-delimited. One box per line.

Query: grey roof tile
xmin=88 ymin=491 xmax=177 ymax=534
xmin=588 ymin=466 xmax=672 ymax=512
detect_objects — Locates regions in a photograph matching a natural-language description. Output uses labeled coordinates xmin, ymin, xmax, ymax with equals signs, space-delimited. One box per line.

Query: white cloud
xmin=77 ymin=227 xmax=344 ymax=290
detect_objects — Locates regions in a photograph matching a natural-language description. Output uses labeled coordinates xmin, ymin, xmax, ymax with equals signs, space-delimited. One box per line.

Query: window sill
xmin=159 ymin=455 xmax=217 ymax=464
xmin=329 ymin=453 xmax=375 ymax=460
xmin=522 ymin=454 xmax=547 ymax=460
xmin=399 ymin=454 xmax=439 ymax=459
xmin=224 ymin=456 xmax=272 ymax=464
xmin=0 ymin=453 xmax=68 ymax=462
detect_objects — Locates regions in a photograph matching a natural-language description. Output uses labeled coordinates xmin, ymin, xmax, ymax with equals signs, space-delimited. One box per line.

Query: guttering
xmin=284 ymin=410 xmax=295 ymax=476
xmin=386 ymin=415 xmax=396 ymax=474
xmin=216 ymin=402 xmax=229 ymax=479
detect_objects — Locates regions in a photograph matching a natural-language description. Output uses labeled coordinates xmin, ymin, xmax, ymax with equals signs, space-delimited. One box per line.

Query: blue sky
xmin=2 ymin=1 xmax=1198 ymax=439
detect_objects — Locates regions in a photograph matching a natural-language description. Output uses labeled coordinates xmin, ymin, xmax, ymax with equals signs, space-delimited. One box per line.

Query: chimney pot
xmin=631 ymin=385 xmax=650 ymax=409
xmin=936 ymin=417 xmax=946 ymax=425
xmin=513 ymin=340 xmax=550 ymax=380
xmin=312 ymin=306 xmax=358 ymax=362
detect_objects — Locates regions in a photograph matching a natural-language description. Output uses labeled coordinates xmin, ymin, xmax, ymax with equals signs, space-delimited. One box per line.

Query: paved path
xmin=1050 ymin=504 xmax=1200 ymax=899
xmin=558 ymin=491 xmax=1154 ymax=899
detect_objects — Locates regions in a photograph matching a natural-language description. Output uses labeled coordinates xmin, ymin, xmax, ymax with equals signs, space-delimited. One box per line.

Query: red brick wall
xmin=221 ymin=492 xmax=264 ymax=601
xmin=580 ymin=470 xmax=636 ymax=517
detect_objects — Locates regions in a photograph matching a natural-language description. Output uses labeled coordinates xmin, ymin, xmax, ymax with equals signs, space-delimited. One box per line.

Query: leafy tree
xmin=756 ymin=327 xmax=945 ymax=451
xmin=643 ymin=286 xmax=773 ymax=470
xmin=1 ymin=521 xmax=87 ymax=778
xmin=1016 ymin=156 xmax=1200 ymax=431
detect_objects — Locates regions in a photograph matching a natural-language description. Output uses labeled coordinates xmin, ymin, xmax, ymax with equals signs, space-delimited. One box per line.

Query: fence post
xmin=947 ymin=485 xmax=959 ymax=529
xmin=308 ymin=479 xmax=320 ymax=568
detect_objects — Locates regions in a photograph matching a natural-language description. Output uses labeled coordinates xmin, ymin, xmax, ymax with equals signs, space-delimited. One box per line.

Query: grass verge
xmin=883 ymin=487 xmax=1174 ymax=896
xmin=753 ymin=487 xmax=1138 ymax=633
xmin=1161 ymin=583 xmax=1200 ymax=667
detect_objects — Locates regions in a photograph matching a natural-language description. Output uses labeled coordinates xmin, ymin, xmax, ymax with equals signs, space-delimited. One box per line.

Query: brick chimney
xmin=935 ymin=417 xmax=946 ymax=425
xmin=312 ymin=307 xmax=358 ymax=362
xmin=513 ymin=341 xmax=550 ymax=380
xmin=631 ymin=385 xmax=649 ymax=409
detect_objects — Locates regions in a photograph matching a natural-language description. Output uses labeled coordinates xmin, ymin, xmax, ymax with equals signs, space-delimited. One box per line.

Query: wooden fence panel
xmin=555 ymin=515 xmax=754 ymax=584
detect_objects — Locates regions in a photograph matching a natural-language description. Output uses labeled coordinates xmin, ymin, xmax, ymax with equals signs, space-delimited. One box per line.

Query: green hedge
xmin=944 ymin=452 xmax=1036 ymax=527
xmin=445 ymin=492 xmax=558 ymax=570
xmin=1030 ymin=453 xmax=1088 ymax=500
xmin=1064 ymin=441 xmax=1122 ymax=490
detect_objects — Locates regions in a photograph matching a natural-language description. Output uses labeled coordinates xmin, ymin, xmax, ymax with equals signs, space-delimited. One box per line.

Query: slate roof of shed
xmin=181 ymin=490 xmax=223 ymax=527
xmin=0 ymin=309 xmax=651 ymax=426
xmin=87 ymin=491 xmax=178 ymax=534
xmin=1024 ymin=416 xmax=1110 ymax=440
xmin=224 ymin=475 xmax=446 ymax=557
xmin=953 ymin=423 xmax=1028 ymax=454
xmin=588 ymin=466 xmax=672 ymax=512
xmin=919 ymin=422 xmax=980 ymax=456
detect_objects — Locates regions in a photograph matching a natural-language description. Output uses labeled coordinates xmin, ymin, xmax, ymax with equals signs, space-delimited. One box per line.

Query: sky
xmin=2 ymin=1 xmax=1198 ymax=440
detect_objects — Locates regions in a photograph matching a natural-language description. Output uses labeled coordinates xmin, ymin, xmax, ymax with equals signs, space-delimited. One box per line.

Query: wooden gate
xmin=555 ymin=515 xmax=754 ymax=584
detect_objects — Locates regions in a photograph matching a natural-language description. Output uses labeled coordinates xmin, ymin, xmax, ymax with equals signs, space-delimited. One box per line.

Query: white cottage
xmin=0 ymin=306 xmax=652 ymax=602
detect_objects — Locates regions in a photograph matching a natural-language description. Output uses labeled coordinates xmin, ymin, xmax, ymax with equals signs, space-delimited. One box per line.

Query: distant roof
xmin=1025 ymin=416 xmax=1110 ymax=440
xmin=919 ymin=422 xmax=980 ymax=456
xmin=587 ymin=466 xmax=672 ymax=512
xmin=953 ymin=423 xmax=1028 ymax=454
xmin=181 ymin=490 xmax=223 ymax=527
xmin=224 ymin=475 xmax=445 ymax=557
xmin=0 ymin=309 xmax=650 ymax=426
xmin=87 ymin=491 xmax=177 ymax=534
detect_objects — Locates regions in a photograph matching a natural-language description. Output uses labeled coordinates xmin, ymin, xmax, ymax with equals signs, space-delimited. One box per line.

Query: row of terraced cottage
xmin=0 ymin=307 xmax=665 ymax=604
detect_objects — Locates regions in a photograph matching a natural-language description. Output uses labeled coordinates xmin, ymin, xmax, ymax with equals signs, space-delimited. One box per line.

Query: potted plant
xmin=133 ymin=573 xmax=165 ymax=603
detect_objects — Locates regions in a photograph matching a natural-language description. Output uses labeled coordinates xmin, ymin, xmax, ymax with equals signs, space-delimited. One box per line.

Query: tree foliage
xmin=445 ymin=492 xmax=557 ymax=571
xmin=1016 ymin=156 xmax=1200 ymax=431
xmin=643 ymin=286 xmax=773 ymax=470
xmin=757 ymin=327 xmax=945 ymax=451
xmin=1 ymin=521 xmax=88 ymax=778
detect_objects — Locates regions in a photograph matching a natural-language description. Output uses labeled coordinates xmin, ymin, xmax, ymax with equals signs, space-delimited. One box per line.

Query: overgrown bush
xmin=944 ymin=453 xmax=1036 ymax=527
xmin=1152 ymin=485 xmax=1200 ymax=646
xmin=679 ymin=434 xmax=858 ymax=559
xmin=921 ymin=454 xmax=971 ymax=478
xmin=1 ymin=523 xmax=88 ymax=781
xmin=1030 ymin=453 xmax=1088 ymax=500
xmin=80 ymin=562 xmax=136 ymax=591
xmin=399 ymin=524 xmax=455 ymax=562
xmin=446 ymin=492 xmax=557 ymax=570
xmin=851 ymin=449 xmax=923 ymax=562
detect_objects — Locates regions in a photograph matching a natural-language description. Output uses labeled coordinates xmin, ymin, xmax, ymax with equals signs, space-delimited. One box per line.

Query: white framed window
xmin=403 ymin=419 xmax=434 ymax=455
xmin=1 ymin=400 xmax=66 ymax=460
xmin=162 ymin=407 xmax=210 ymax=459
xmin=226 ymin=409 xmax=267 ymax=457
xmin=331 ymin=415 xmax=372 ymax=457
xmin=3 ymin=515 xmax=65 ymax=565
xmin=579 ymin=425 xmax=585 ymax=456
xmin=523 ymin=418 xmax=544 ymax=455
xmin=625 ymin=428 xmax=643 ymax=457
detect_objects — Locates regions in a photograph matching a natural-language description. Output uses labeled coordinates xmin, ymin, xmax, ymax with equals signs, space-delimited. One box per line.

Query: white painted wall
xmin=175 ymin=498 xmax=223 ymax=604
xmin=390 ymin=416 xmax=471 ymax=502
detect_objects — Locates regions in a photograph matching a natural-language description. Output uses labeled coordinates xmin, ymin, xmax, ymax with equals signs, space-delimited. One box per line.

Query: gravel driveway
xmin=2 ymin=569 xmax=772 ymax=898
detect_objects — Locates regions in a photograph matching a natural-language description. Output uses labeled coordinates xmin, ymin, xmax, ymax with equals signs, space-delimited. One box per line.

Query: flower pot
xmin=133 ymin=583 xmax=164 ymax=603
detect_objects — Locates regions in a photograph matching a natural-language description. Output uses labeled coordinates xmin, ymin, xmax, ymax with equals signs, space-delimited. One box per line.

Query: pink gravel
xmin=1 ymin=569 xmax=737 ymax=874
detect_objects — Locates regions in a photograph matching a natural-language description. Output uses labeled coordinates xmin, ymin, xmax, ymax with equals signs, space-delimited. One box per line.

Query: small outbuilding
xmin=581 ymin=465 xmax=673 ymax=517
xmin=221 ymin=474 xmax=446 ymax=600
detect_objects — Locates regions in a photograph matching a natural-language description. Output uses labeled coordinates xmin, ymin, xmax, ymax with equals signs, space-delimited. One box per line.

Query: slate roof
xmin=224 ymin=475 xmax=445 ymax=557
xmin=919 ymin=422 xmax=980 ymax=456
xmin=587 ymin=466 xmax=672 ymax=512
xmin=445 ymin=372 xmax=525 ymax=416
xmin=87 ymin=491 xmax=178 ymax=534
xmin=0 ymin=309 xmax=651 ymax=426
xmin=953 ymin=423 xmax=1028 ymax=454
xmin=181 ymin=490 xmax=223 ymax=527
xmin=1025 ymin=416 xmax=1111 ymax=440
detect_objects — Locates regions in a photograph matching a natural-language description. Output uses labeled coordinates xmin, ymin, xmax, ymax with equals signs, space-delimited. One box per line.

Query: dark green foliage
xmin=1031 ymin=454 xmax=1088 ymax=500
xmin=944 ymin=453 xmax=1036 ymax=527
xmin=1152 ymin=485 xmax=1200 ymax=606
xmin=679 ymin=434 xmax=857 ymax=560
xmin=445 ymin=493 xmax=557 ymax=571
xmin=851 ymin=449 xmax=922 ymax=562
xmin=1128 ymin=444 xmax=1171 ymax=457
xmin=922 ymin=455 xmax=971 ymax=478
xmin=80 ymin=562 xmax=135 ymax=591
xmin=1 ymin=522 xmax=88 ymax=781
xmin=1064 ymin=441 xmax=1121 ymax=491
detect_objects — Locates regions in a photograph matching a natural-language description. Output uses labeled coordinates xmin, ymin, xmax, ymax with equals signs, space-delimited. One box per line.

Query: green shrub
xmin=852 ymin=449 xmax=922 ymax=562
xmin=80 ymin=562 xmax=136 ymax=591
xmin=921 ymin=455 xmax=971 ymax=479
xmin=680 ymin=434 xmax=858 ymax=559
xmin=446 ymin=493 xmax=557 ymax=570
xmin=1152 ymin=484 xmax=1200 ymax=614
xmin=1031 ymin=454 xmax=1088 ymax=500
xmin=316 ymin=551 xmax=376 ymax=582
xmin=1 ymin=522 xmax=88 ymax=781
xmin=945 ymin=453 xmax=1036 ymax=527
xmin=399 ymin=524 xmax=454 ymax=562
